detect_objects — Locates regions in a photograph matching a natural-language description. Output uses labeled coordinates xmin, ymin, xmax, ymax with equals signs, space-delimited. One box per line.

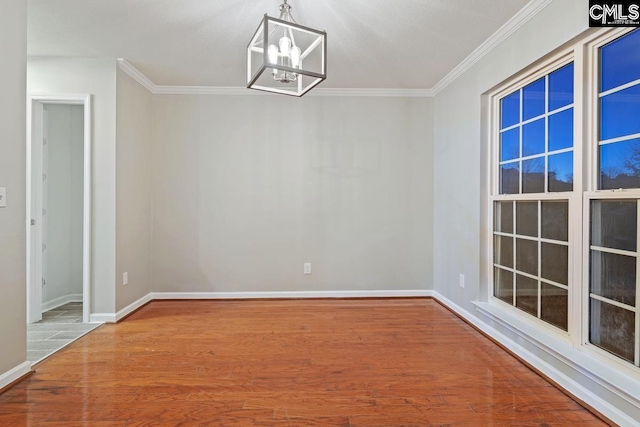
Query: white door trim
xmin=26 ymin=94 xmax=92 ymax=324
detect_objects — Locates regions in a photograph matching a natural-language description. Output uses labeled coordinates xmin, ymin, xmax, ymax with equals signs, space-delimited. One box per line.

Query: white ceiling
xmin=27 ymin=0 xmax=530 ymax=89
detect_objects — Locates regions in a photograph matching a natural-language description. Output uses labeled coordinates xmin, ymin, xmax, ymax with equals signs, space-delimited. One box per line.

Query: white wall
xmin=152 ymin=95 xmax=433 ymax=293
xmin=433 ymin=0 xmax=640 ymax=422
xmin=43 ymin=104 xmax=84 ymax=304
xmin=116 ymin=69 xmax=153 ymax=311
xmin=0 ymin=0 xmax=27 ymax=376
xmin=28 ymin=57 xmax=117 ymax=315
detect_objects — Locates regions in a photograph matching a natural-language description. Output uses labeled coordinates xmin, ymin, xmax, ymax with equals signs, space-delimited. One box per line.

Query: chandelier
xmin=247 ymin=0 xmax=327 ymax=96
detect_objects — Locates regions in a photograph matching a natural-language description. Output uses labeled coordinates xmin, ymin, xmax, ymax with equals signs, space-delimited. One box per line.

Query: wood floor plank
xmin=0 ymin=299 xmax=607 ymax=426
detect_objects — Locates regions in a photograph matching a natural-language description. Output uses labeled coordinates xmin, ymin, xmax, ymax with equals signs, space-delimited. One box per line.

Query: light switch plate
xmin=0 ymin=187 xmax=6 ymax=208
xmin=123 ymin=272 xmax=128 ymax=286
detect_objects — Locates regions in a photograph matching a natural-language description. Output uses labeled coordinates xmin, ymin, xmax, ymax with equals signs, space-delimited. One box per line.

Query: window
xmin=598 ymin=29 xmax=640 ymax=190
xmin=499 ymin=63 xmax=574 ymax=195
xmin=589 ymin=199 xmax=637 ymax=363
xmin=588 ymin=29 xmax=640 ymax=366
xmin=490 ymin=28 xmax=640 ymax=370
xmin=494 ymin=61 xmax=574 ymax=331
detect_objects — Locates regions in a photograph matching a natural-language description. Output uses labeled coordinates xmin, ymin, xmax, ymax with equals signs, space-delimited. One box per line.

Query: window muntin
xmin=589 ymin=198 xmax=639 ymax=365
xmin=493 ymin=200 xmax=569 ymax=331
xmin=499 ymin=63 xmax=575 ymax=195
xmin=492 ymin=29 xmax=640 ymax=370
xmin=587 ymin=29 xmax=640 ymax=368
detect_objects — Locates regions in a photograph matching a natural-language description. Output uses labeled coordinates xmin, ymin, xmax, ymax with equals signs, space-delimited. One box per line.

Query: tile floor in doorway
xmin=27 ymin=302 xmax=101 ymax=364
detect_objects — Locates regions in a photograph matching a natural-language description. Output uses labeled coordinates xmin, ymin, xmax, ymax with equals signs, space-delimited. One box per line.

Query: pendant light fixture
xmin=247 ymin=0 xmax=327 ymax=97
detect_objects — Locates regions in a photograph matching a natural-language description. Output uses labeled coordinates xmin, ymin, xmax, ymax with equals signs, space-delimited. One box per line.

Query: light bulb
xmin=268 ymin=44 xmax=279 ymax=65
xmin=291 ymin=46 xmax=301 ymax=68
xmin=279 ymin=36 xmax=292 ymax=57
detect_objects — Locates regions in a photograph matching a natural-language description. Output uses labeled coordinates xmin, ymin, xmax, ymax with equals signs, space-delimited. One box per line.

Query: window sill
xmin=472 ymin=301 xmax=640 ymax=412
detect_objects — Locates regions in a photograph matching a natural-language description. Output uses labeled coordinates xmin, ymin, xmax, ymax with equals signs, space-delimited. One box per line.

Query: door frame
xmin=26 ymin=94 xmax=92 ymax=324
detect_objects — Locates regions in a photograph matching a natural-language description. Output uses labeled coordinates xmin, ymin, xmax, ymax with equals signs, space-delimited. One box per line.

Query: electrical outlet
xmin=0 ymin=187 xmax=6 ymax=208
xmin=459 ymin=274 xmax=465 ymax=288
xmin=123 ymin=272 xmax=128 ymax=286
xmin=304 ymin=263 xmax=312 ymax=275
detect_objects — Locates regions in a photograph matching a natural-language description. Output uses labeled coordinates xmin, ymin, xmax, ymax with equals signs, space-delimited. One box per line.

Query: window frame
xmin=491 ymin=51 xmax=576 ymax=198
xmin=489 ymin=47 xmax=579 ymax=346
xmin=487 ymin=27 xmax=640 ymax=378
xmin=581 ymin=27 xmax=640 ymax=372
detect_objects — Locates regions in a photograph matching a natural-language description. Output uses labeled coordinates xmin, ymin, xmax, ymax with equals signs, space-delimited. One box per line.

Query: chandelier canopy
xmin=247 ymin=0 xmax=327 ymax=97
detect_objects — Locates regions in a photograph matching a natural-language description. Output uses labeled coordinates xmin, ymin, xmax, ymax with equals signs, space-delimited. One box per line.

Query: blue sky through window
xmin=549 ymin=63 xmax=573 ymax=111
xmin=599 ymin=30 xmax=640 ymax=189
xmin=499 ymin=62 xmax=574 ymax=194
xmin=601 ymin=29 xmax=640 ymax=93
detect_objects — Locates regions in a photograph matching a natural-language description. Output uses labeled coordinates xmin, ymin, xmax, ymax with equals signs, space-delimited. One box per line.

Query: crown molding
xmin=118 ymin=59 xmax=433 ymax=97
xmin=155 ymin=85 xmax=257 ymax=95
xmin=117 ymin=0 xmax=550 ymax=98
xmin=431 ymin=0 xmax=553 ymax=96
xmin=309 ymin=88 xmax=434 ymax=97
xmin=117 ymin=58 xmax=157 ymax=93
xmin=155 ymin=86 xmax=434 ymax=97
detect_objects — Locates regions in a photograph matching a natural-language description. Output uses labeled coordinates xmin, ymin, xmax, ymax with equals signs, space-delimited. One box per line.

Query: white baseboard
xmin=42 ymin=293 xmax=83 ymax=312
xmin=89 ymin=313 xmax=116 ymax=323
xmin=431 ymin=291 xmax=639 ymax=427
xmin=88 ymin=290 xmax=432 ymax=324
xmin=0 ymin=361 xmax=31 ymax=391
xmin=151 ymin=289 xmax=434 ymax=300
xmin=115 ymin=293 xmax=153 ymax=322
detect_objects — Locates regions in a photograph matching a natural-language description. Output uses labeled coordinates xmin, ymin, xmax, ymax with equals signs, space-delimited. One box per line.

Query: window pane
xmin=541 ymin=200 xmax=569 ymax=241
xmin=501 ymin=162 xmax=520 ymax=194
xmin=600 ymin=138 xmax=640 ymax=189
xmin=522 ymin=157 xmax=545 ymax=193
xmin=500 ymin=128 xmax=520 ymax=161
xmin=601 ymin=29 xmax=640 ymax=93
xmin=590 ymin=250 xmax=636 ymax=307
xmin=494 ymin=267 xmax=513 ymax=305
xmin=541 ymin=243 xmax=568 ymax=285
xmin=548 ymin=108 xmax=573 ymax=151
xmin=494 ymin=201 xmax=514 ymax=234
xmin=501 ymin=91 xmax=520 ymax=129
xmin=541 ymin=283 xmax=568 ymax=331
xmin=494 ymin=235 xmax=514 ymax=268
xmin=590 ymin=298 xmax=635 ymax=363
xmin=549 ymin=63 xmax=574 ymax=111
xmin=516 ymin=238 xmax=538 ymax=276
xmin=548 ymin=151 xmax=573 ymax=192
xmin=516 ymin=274 xmax=538 ymax=316
xmin=516 ymin=201 xmax=538 ymax=237
xmin=522 ymin=119 xmax=545 ymax=157
xmin=591 ymin=200 xmax=637 ymax=252
xmin=600 ymin=85 xmax=640 ymax=141
xmin=523 ymin=78 xmax=545 ymax=121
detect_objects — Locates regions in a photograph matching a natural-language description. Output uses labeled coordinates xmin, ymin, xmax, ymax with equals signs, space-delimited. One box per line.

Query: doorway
xmin=26 ymin=95 xmax=94 ymax=362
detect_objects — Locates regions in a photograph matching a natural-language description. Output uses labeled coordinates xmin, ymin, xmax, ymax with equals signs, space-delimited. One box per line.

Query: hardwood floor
xmin=0 ymin=299 xmax=607 ymax=426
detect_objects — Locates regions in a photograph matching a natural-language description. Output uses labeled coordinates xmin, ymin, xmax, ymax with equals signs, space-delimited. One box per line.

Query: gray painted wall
xmin=152 ymin=95 xmax=434 ymax=293
xmin=116 ymin=69 xmax=153 ymax=311
xmin=0 ymin=0 xmax=27 ymax=375
xmin=28 ymin=57 xmax=117 ymax=315
xmin=43 ymin=104 xmax=84 ymax=304
xmin=433 ymin=0 xmax=587 ymax=312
